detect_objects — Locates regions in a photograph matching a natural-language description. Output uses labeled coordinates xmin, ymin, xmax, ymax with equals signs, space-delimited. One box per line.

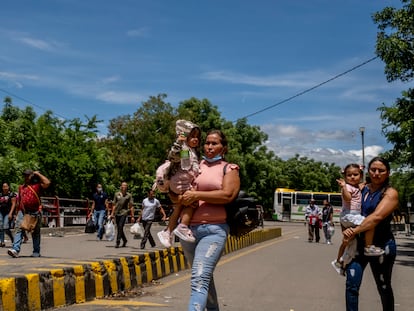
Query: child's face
xmin=344 ymin=167 xmax=361 ymax=187
xmin=187 ymin=129 xmax=200 ymax=148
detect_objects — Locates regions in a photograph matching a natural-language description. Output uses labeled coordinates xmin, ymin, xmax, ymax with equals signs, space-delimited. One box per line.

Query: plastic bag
xmin=328 ymin=224 xmax=335 ymax=237
xmin=130 ymin=222 xmax=144 ymax=237
xmin=105 ymin=219 xmax=115 ymax=241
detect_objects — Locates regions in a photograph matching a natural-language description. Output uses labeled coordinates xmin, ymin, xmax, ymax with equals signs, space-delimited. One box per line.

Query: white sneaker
xmin=8 ymin=248 xmax=19 ymax=258
xmin=157 ymin=230 xmax=172 ymax=248
xmin=364 ymin=245 xmax=385 ymax=256
xmin=331 ymin=260 xmax=345 ymax=276
xmin=173 ymin=224 xmax=195 ymax=242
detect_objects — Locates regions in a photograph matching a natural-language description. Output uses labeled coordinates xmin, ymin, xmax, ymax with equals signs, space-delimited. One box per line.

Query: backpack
xmin=226 ymin=192 xmax=260 ymax=237
xmin=223 ymin=164 xmax=260 ymax=237
xmin=154 ymin=160 xmax=171 ymax=193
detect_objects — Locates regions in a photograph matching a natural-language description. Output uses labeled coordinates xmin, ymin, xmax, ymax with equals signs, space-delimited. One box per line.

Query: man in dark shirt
xmin=89 ymin=184 xmax=108 ymax=241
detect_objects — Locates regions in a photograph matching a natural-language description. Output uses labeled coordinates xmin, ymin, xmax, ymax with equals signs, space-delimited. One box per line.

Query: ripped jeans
xmin=345 ymin=238 xmax=396 ymax=311
xmin=180 ymin=223 xmax=229 ymax=311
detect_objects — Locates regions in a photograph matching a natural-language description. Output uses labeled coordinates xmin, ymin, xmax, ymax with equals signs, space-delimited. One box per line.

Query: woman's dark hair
xmin=368 ymin=156 xmax=390 ymax=172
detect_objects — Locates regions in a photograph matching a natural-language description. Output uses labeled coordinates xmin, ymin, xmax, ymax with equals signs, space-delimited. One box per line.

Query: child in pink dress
xmin=156 ymin=120 xmax=201 ymax=248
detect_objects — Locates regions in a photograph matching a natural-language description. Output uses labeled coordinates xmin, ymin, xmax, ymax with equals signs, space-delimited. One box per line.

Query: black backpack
xmin=223 ymin=164 xmax=260 ymax=237
xmin=226 ymin=191 xmax=260 ymax=237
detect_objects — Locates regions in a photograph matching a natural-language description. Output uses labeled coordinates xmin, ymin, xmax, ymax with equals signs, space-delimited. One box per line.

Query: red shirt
xmin=19 ymin=183 xmax=42 ymax=212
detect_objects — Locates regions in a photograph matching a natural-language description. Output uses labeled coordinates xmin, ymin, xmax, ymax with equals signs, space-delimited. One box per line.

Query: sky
xmin=0 ymin=0 xmax=409 ymax=169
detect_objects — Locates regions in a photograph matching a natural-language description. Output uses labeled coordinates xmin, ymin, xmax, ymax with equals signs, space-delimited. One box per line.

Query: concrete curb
xmin=0 ymin=227 xmax=281 ymax=311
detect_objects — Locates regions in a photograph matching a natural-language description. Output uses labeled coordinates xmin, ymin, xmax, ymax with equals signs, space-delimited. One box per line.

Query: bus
xmin=273 ymin=188 xmax=342 ymax=222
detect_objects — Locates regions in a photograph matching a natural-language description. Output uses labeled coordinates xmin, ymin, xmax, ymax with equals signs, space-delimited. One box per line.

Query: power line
xmin=0 ymin=87 xmax=68 ymax=120
xmin=2 ymin=55 xmax=380 ymax=123
xmin=237 ymin=55 xmax=380 ymax=121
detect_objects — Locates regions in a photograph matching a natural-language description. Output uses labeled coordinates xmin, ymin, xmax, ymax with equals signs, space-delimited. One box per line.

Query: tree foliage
xmin=373 ymin=0 xmax=414 ymax=83
xmin=373 ymin=0 xmax=414 ymax=206
xmin=1 ymin=94 xmax=344 ymax=215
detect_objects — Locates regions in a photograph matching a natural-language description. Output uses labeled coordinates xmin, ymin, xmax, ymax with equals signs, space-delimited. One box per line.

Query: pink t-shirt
xmin=342 ymin=183 xmax=361 ymax=212
xmin=190 ymin=160 xmax=239 ymax=225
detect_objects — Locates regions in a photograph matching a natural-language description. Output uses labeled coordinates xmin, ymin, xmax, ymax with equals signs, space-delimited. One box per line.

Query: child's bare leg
xmin=337 ymin=242 xmax=346 ymax=262
xmin=166 ymin=204 xmax=183 ymax=232
xmin=364 ymin=228 xmax=375 ymax=248
xmin=179 ymin=205 xmax=194 ymax=227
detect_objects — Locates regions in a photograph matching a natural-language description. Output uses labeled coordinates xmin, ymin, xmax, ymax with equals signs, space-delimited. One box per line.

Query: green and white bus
xmin=273 ymin=188 xmax=342 ymax=222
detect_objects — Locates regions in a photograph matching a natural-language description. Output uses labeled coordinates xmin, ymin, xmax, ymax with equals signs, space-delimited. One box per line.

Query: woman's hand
xmin=181 ymin=190 xmax=197 ymax=205
xmin=342 ymin=227 xmax=356 ymax=244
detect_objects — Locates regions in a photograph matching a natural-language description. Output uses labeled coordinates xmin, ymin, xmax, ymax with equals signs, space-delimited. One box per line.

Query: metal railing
xmin=40 ymin=196 xmax=90 ymax=228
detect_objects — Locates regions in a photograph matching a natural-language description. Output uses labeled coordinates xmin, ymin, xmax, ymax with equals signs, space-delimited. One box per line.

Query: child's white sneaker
xmin=157 ymin=230 xmax=172 ymax=248
xmin=173 ymin=224 xmax=195 ymax=242
xmin=364 ymin=245 xmax=385 ymax=256
xmin=331 ymin=260 xmax=345 ymax=276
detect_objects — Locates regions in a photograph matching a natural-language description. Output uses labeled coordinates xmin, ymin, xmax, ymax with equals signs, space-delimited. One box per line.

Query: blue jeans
xmin=0 ymin=212 xmax=13 ymax=243
xmin=12 ymin=210 xmax=42 ymax=255
xmin=93 ymin=209 xmax=106 ymax=239
xmin=181 ymin=223 xmax=229 ymax=311
xmin=345 ymin=238 xmax=396 ymax=311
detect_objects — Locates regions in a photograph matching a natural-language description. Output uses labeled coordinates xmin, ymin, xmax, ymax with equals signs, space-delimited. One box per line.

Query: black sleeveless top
xmin=361 ymin=185 xmax=394 ymax=248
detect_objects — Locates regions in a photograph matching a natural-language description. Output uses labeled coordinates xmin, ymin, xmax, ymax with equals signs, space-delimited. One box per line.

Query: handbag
xmin=20 ymin=214 xmax=38 ymax=232
xmin=85 ymin=217 xmax=96 ymax=233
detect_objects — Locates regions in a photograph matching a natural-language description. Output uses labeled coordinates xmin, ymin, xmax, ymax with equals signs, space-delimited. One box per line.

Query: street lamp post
xmin=359 ymin=127 xmax=365 ymax=181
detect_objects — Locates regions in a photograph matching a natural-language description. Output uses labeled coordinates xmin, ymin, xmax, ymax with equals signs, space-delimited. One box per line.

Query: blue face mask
xmin=202 ymin=155 xmax=222 ymax=163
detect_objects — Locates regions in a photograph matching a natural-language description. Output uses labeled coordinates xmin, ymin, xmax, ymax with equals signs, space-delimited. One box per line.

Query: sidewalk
xmin=0 ymin=223 xmax=282 ymax=311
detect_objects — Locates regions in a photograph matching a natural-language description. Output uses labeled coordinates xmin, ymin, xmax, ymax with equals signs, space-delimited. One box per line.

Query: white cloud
xmin=126 ymin=27 xmax=150 ymax=37
xmin=0 ymin=71 xmax=39 ymax=88
xmin=200 ymin=70 xmax=318 ymax=88
xmin=261 ymin=123 xmax=384 ymax=168
xmin=96 ymin=91 xmax=143 ymax=104
xmin=101 ymin=75 xmax=121 ymax=84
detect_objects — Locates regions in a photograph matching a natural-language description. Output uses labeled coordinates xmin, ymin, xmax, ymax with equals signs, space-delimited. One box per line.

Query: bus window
xmin=313 ymin=194 xmax=328 ymax=206
xmin=329 ymin=194 xmax=342 ymax=207
xmin=277 ymin=192 xmax=282 ymax=205
xmin=296 ymin=193 xmax=311 ymax=205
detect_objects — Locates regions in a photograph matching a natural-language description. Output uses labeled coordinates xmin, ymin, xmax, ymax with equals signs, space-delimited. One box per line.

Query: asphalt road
xmin=26 ymin=221 xmax=414 ymax=311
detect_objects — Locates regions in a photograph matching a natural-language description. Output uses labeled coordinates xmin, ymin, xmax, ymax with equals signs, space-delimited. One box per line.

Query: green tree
xmin=373 ymin=0 xmax=414 ymax=167
xmin=105 ymin=94 xmax=177 ymax=198
xmin=373 ymin=0 xmax=414 ymax=209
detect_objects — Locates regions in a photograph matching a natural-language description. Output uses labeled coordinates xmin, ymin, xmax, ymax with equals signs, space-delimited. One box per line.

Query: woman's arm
xmin=343 ymin=187 xmax=399 ymax=239
xmin=181 ymin=169 xmax=240 ymax=205
xmin=34 ymin=171 xmax=51 ymax=189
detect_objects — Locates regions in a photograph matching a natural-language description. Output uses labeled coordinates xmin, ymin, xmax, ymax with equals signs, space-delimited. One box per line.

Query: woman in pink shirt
xmin=177 ymin=129 xmax=240 ymax=311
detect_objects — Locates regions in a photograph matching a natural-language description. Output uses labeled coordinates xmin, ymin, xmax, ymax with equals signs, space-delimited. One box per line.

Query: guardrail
xmin=39 ymin=197 xmax=173 ymax=228
xmin=40 ymin=196 xmax=90 ymax=228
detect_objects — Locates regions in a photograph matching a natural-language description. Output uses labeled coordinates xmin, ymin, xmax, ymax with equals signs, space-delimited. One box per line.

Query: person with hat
xmin=8 ymin=170 xmax=50 ymax=258
xmin=305 ymin=199 xmax=322 ymax=243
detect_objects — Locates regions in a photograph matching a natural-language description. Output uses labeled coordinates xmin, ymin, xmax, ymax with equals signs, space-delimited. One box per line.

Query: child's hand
xmin=336 ymin=178 xmax=346 ymax=188
xmin=177 ymin=133 xmax=187 ymax=141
